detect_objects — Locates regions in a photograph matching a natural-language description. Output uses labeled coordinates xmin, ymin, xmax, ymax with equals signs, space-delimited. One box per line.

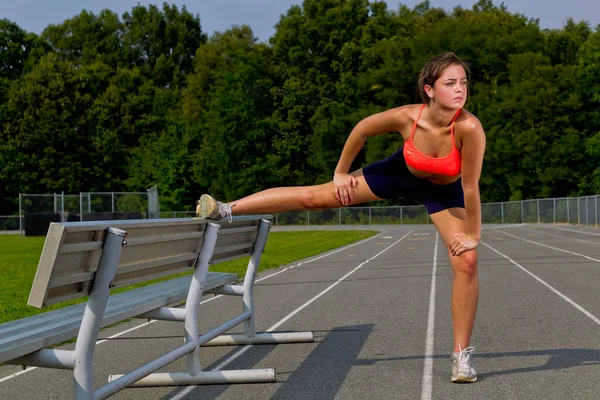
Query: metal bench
xmin=0 ymin=216 xmax=313 ymax=399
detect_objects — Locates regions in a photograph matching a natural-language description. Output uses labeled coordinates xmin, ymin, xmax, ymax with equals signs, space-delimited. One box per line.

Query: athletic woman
xmin=196 ymin=52 xmax=485 ymax=383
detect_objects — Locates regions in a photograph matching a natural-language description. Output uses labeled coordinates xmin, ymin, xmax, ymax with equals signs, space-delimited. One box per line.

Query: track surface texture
xmin=2 ymin=223 xmax=600 ymax=400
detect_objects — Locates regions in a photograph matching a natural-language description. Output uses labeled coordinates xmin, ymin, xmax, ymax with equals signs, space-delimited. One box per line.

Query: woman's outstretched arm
xmin=334 ymin=107 xmax=407 ymax=205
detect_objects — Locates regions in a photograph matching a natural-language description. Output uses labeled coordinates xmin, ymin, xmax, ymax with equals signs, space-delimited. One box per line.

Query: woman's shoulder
xmin=388 ymin=104 xmax=424 ymax=120
xmin=456 ymin=108 xmax=484 ymax=134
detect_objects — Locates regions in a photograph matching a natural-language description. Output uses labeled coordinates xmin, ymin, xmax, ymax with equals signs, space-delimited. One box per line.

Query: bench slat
xmin=52 ymin=218 xmax=211 ymax=233
xmin=114 ymin=253 xmax=199 ymax=278
xmin=47 ymin=250 xmax=201 ymax=288
xmin=212 ymin=242 xmax=255 ymax=256
xmin=124 ymin=231 xmax=205 ymax=247
xmin=217 ymin=226 xmax=259 ymax=235
xmin=0 ymin=272 xmax=238 ymax=364
xmin=59 ymin=241 xmax=104 ymax=254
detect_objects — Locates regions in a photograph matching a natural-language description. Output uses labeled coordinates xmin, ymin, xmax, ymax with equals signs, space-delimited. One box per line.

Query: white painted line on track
xmin=517 ymin=226 xmax=599 ymax=245
xmin=0 ymin=367 xmax=35 ymax=384
xmin=494 ymin=229 xmax=600 ymax=263
xmin=0 ymin=230 xmax=385 ymax=384
xmin=420 ymin=233 xmax=439 ymax=400
xmin=550 ymin=226 xmax=600 ymax=237
xmin=170 ymin=231 xmax=413 ymax=400
xmin=481 ymin=241 xmax=600 ymax=327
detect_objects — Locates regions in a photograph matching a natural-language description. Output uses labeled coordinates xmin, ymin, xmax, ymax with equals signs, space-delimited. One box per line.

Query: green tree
xmin=42 ymin=10 xmax=122 ymax=67
xmin=121 ymin=3 xmax=206 ymax=87
xmin=179 ymin=26 xmax=278 ymax=203
xmin=0 ymin=53 xmax=125 ymax=199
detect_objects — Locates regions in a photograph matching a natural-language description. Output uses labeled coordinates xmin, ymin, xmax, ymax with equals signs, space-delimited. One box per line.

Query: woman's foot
xmin=451 ymin=346 xmax=477 ymax=383
xmin=196 ymin=194 xmax=235 ymax=221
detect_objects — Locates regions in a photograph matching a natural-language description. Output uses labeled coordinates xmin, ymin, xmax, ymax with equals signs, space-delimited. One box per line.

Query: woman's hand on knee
xmin=333 ymin=172 xmax=359 ymax=206
xmin=450 ymin=232 xmax=479 ymax=256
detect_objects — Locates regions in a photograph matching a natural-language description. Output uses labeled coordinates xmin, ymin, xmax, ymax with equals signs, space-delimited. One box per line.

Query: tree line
xmin=1 ymin=0 xmax=599 ymax=214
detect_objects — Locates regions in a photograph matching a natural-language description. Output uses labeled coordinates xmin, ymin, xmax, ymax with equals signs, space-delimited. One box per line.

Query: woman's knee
xmin=299 ymin=185 xmax=336 ymax=210
xmin=451 ymin=249 xmax=478 ymax=277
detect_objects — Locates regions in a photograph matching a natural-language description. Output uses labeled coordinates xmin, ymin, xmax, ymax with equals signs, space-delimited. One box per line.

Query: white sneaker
xmin=451 ymin=346 xmax=477 ymax=383
xmin=196 ymin=194 xmax=235 ymax=222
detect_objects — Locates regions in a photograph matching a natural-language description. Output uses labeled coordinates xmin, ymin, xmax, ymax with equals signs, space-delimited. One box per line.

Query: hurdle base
xmin=202 ymin=331 xmax=314 ymax=346
xmin=108 ymin=369 xmax=276 ymax=387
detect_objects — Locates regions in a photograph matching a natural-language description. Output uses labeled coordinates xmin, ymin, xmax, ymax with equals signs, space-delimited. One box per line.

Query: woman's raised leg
xmin=197 ymin=169 xmax=383 ymax=218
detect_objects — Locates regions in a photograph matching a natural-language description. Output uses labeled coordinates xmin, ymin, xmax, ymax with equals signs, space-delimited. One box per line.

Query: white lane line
xmin=0 ymin=367 xmax=36 ymax=384
xmin=481 ymin=241 xmax=600 ymax=327
xmin=170 ymin=231 xmax=413 ymax=400
xmin=517 ymin=226 xmax=599 ymax=246
xmin=0 ymin=231 xmax=385 ymax=383
xmin=550 ymin=226 xmax=600 ymax=237
xmin=421 ymin=233 xmax=439 ymax=400
xmin=493 ymin=229 xmax=600 ymax=263
xmin=487 ymin=224 xmax=524 ymax=229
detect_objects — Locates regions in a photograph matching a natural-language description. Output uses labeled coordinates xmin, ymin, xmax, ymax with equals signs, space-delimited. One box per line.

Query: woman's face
xmin=426 ymin=64 xmax=468 ymax=108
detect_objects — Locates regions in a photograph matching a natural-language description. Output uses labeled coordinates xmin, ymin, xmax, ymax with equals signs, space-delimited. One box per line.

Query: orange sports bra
xmin=403 ymin=104 xmax=462 ymax=176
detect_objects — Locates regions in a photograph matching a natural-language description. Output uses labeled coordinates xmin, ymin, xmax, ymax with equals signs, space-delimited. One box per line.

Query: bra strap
xmin=410 ymin=104 xmax=427 ymax=140
xmin=450 ymin=108 xmax=462 ymax=138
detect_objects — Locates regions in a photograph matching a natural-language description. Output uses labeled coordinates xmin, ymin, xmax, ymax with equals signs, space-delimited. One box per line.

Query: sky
xmin=1 ymin=0 xmax=599 ymax=43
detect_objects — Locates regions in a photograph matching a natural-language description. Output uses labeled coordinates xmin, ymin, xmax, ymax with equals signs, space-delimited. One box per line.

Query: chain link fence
xmin=272 ymin=195 xmax=599 ymax=227
xmin=0 ymin=216 xmax=20 ymax=232
xmin=273 ymin=205 xmax=431 ymax=226
xmin=14 ymin=191 xmax=152 ymax=236
xmin=4 ymin=193 xmax=598 ymax=235
xmin=480 ymin=196 xmax=599 ymax=225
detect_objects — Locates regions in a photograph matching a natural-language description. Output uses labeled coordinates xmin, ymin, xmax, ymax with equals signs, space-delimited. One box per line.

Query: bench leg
xmin=184 ymin=222 xmax=220 ymax=376
xmin=73 ymin=227 xmax=127 ymax=400
xmin=242 ymin=219 xmax=271 ymax=337
xmin=109 ymin=369 xmax=276 ymax=387
xmin=203 ymin=331 xmax=314 ymax=346
xmin=204 ymin=218 xmax=314 ymax=347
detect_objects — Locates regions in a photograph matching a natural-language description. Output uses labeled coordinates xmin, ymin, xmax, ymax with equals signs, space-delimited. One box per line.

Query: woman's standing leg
xmin=429 ymin=207 xmax=479 ymax=382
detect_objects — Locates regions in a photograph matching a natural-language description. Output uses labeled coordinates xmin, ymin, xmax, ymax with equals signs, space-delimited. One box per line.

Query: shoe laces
xmin=456 ymin=345 xmax=475 ymax=367
xmin=221 ymin=203 xmax=235 ymax=223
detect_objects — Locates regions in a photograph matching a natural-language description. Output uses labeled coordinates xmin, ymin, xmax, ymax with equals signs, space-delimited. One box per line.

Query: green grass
xmin=0 ymin=230 xmax=376 ymax=324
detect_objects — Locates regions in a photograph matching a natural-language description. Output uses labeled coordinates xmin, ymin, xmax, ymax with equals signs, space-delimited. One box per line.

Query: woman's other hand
xmin=449 ymin=232 xmax=479 ymax=256
xmin=333 ymin=172 xmax=359 ymax=206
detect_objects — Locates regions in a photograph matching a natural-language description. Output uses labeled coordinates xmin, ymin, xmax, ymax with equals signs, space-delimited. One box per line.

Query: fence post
xmin=339 ymin=208 xmax=341 ymax=225
xmin=19 ymin=193 xmax=22 ymax=238
xmin=80 ymin=192 xmax=83 ymax=222
xmin=553 ymin=198 xmax=556 ymax=224
xmin=521 ymin=201 xmax=524 ymax=223
xmin=577 ymin=198 xmax=580 ymax=224
xmin=400 ymin=206 xmax=403 ymax=225
xmin=501 ymin=202 xmax=504 ymax=224
xmin=369 ymin=207 xmax=371 ymax=226
xmin=567 ymin=198 xmax=570 ymax=223
xmin=112 ymin=192 xmax=115 ymax=213
xmin=61 ymin=191 xmax=65 ymax=223
xmin=537 ymin=199 xmax=540 ymax=223
xmin=307 ymin=211 xmax=310 ymax=226
xmin=586 ymin=197 xmax=589 ymax=226
xmin=595 ymin=195 xmax=598 ymax=227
